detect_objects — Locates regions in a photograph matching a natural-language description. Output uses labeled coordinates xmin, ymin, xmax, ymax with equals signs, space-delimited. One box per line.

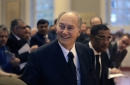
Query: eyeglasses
xmin=95 ymin=36 xmax=112 ymax=42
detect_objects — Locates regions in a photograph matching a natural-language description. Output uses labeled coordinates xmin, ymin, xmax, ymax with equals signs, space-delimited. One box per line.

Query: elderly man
xmin=21 ymin=11 xmax=96 ymax=85
xmin=6 ymin=19 xmax=38 ymax=63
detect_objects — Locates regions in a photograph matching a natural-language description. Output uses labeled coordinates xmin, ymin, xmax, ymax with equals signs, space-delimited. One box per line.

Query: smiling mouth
xmin=61 ymin=35 xmax=70 ymax=39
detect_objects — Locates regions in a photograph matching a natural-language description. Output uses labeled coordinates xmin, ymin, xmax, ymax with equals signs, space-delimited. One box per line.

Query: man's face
xmin=81 ymin=23 xmax=87 ymax=32
xmin=56 ymin=13 xmax=80 ymax=50
xmin=37 ymin=23 xmax=48 ymax=36
xmin=0 ymin=30 xmax=8 ymax=47
xmin=15 ymin=21 xmax=27 ymax=39
xmin=118 ymin=36 xmax=130 ymax=50
xmin=91 ymin=30 xmax=111 ymax=52
xmin=25 ymin=27 xmax=31 ymax=40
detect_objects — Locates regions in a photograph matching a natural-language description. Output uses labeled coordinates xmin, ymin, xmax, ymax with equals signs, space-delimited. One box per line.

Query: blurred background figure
xmin=30 ymin=19 xmax=53 ymax=47
xmin=31 ymin=28 xmax=37 ymax=37
xmin=76 ymin=22 xmax=89 ymax=44
xmin=111 ymin=33 xmax=130 ymax=69
xmin=24 ymin=25 xmax=31 ymax=44
xmin=6 ymin=19 xmax=38 ymax=74
xmin=90 ymin=17 xmax=102 ymax=27
xmin=48 ymin=19 xmax=57 ymax=41
xmin=0 ymin=25 xmax=20 ymax=74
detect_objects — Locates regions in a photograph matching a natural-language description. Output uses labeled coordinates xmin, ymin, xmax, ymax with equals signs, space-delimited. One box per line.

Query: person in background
xmin=21 ymin=11 xmax=96 ymax=85
xmin=31 ymin=28 xmax=37 ymax=37
xmin=48 ymin=19 xmax=57 ymax=41
xmin=6 ymin=19 xmax=38 ymax=74
xmin=88 ymin=24 xmax=121 ymax=85
xmin=30 ymin=19 xmax=51 ymax=47
xmin=83 ymin=26 xmax=92 ymax=44
xmin=90 ymin=17 xmax=102 ymax=27
xmin=0 ymin=25 xmax=20 ymax=74
xmin=111 ymin=33 xmax=130 ymax=68
xmin=76 ymin=22 xmax=89 ymax=44
xmin=24 ymin=25 xmax=31 ymax=44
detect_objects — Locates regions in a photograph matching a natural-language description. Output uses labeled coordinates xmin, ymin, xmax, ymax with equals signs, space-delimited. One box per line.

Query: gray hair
xmin=57 ymin=11 xmax=82 ymax=29
xmin=0 ymin=25 xmax=9 ymax=34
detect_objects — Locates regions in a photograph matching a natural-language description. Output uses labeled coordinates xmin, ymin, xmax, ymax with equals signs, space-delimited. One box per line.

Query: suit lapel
xmin=52 ymin=40 xmax=77 ymax=85
xmin=75 ymin=43 xmax=88 ymax=85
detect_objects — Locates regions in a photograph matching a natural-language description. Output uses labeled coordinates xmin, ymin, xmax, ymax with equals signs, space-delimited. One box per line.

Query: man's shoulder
xmin=76 ymin=42 xmax=93 ymax=52
xmin=33 ymin=40 xmax=57 ymax=54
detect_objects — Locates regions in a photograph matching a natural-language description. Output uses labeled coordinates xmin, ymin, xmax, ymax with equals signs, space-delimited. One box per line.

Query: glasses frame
xmin=94 ymin=36 xmax=112 ymax=42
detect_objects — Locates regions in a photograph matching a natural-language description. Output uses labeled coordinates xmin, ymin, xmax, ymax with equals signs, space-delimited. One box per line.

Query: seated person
xmin=0 ymin=25 xmax=20 ymax=73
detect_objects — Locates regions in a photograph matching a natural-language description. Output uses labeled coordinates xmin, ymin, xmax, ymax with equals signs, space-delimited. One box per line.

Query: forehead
xmin=59 ymin=13 xmax=79 ymax=26
xmin=97 ymin=30 xmax=110 ymax=36
xmin=121 ymin=36 xmax=130 ymax=40
xmin=0 ymin=30 xmax=8 ymax=35
xmin=82 ymin=23 xmax=86 ymax=26
xmin=91 ymin=18 xmax=101 ymax=24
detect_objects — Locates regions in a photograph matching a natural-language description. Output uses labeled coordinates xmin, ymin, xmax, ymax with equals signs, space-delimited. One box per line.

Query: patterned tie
xmin=95 ymin=55 xmax=100 ymax=80
xmin=68 ymin=52 xmax=77 ymax=84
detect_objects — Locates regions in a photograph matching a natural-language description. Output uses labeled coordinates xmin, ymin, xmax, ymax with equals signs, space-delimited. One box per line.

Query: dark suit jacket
xmin=6 ymin=33 xmax=29 ymax=63
xmin=76 ymin=32 xmax=89 ymax=44
xmin=87 ymin=43 xmax=111 ymax=85
xmin=110 ymin=42 xmax=127 ymax=68
xmin=21 ymin=40 xmax=96 ymax=85
xmin=30 ymin=32 xmax=55 ymax=47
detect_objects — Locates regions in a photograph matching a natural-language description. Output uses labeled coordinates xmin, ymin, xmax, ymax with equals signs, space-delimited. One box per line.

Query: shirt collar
xmin=89 ymin=41 xmax=101 ymax=55
xmin=58 ymin=42 xmax=76 ymax=61
xmin=12 ymin=32 xmax=21 ymax=40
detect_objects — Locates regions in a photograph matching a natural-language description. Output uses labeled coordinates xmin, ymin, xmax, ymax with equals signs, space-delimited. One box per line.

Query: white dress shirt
xmin=58 ymin=42 xmax=81 ymax=85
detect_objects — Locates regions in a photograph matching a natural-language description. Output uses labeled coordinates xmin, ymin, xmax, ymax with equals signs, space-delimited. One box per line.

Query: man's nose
xmin=62 ymin=28 xmax=68 ymax=34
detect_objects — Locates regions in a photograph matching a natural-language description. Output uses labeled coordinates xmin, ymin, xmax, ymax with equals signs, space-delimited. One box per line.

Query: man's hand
xmin=110 ymin=68 xmax=122 ymax=74
xmin=30 ymin=45 xmax=38 ymax=52
xmin=10 ymin=57 xmax=20 ymax=67
xmin=45 ymin=38 xmax=50 ymax=44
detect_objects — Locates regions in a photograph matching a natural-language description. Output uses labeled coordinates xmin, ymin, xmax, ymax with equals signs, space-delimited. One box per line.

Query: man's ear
xmin=78 ymin=29 xmax=81 ymax=36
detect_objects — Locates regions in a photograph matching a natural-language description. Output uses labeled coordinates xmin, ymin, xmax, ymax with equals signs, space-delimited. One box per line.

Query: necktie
xmin=68 ymin=52 xmax=77 ymax=84
xmin=95 ymin=55 xmax=100 ymax=80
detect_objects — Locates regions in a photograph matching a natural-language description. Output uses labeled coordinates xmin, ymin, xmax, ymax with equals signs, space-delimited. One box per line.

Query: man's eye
xmin=98 ymin=36 xmax=103 ymax=39
xmin=68 ymin=27 xmax=73 ymax=30
xmin=59 ymin=25 xmax=65 ymax=29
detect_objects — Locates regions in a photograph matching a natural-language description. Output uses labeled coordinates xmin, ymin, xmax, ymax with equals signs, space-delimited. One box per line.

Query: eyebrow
xmin=59 ymin=22 xmax=74 ymax=27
